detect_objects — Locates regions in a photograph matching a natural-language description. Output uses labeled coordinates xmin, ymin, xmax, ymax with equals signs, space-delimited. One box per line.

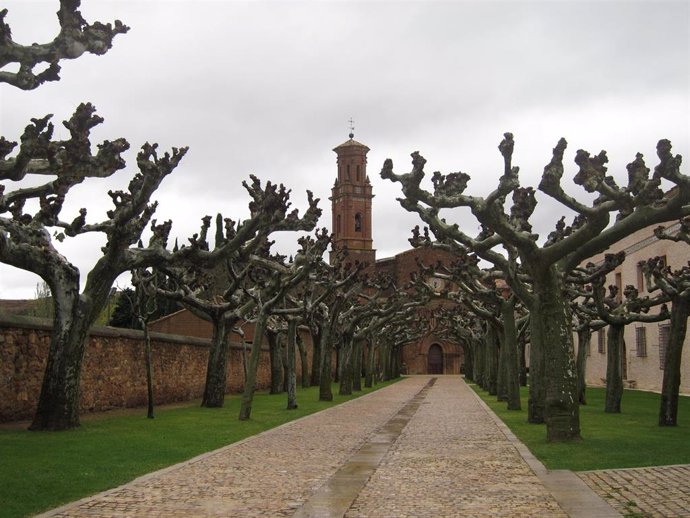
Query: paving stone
xmin=580 ymin=464 xmax=690 ymax=518
xmin=37 ymin=375 xmax=685 ymax=518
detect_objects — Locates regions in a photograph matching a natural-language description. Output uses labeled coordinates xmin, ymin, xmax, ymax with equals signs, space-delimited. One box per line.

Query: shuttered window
xmin=659 ymin=324 xmax=670 ymax=370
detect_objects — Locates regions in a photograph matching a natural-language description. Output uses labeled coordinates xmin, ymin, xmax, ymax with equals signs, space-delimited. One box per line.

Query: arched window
xmin=336 ymin=214 xmax=341 ymax=235
xmin=356 ymin=164 xmax=360 ymax=181
xmin=354 ymin=213 xmax=362 ymax=232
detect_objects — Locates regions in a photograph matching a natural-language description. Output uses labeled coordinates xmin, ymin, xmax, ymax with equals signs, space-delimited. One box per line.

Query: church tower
xmin=329 ymin=130 xmax=375 ymax=266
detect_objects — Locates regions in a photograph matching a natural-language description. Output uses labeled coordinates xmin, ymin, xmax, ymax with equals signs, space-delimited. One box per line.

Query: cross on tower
xmin=348 ymin=117 xmax=355 ymax=139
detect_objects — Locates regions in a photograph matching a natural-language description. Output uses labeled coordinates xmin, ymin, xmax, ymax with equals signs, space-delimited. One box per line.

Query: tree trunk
xmin=364 ymin=339 xmax=376 ymax=388
xmin=201 ymin=318 xmax=230 ymax=408
xmin=352 ymin=338 xmax=363 ymax=391
xmin=518 ymin=333 xmax=528 ymax=387
xmin=536 ymin=270 xmax=581 ymax=442
xmin=527 ymin=301 xmax=546 ymax=424
xmin=473 ymin=338 xmax=483 ymax=386
xmin=143 ymin=321 xmax=155 ymax=418
xmin=268 ymin=330 xmax=283 ymax=394
xmin=310 ymin=324 xmax=322 ymax=386
xmin=30 ymin=307 xmax=92 ymax=431
xmin=30 ymin=266 xmax=113 ymax=431
xmin=286 ymin=319 xmax=298 ymax=410
xmin=334 ymin=342 xmax=341 ymax=383
xmin=392 ymin=346 xmax=402 ymax=378
xmin=484 ymin=325 xmax=498 ymax=395
xmin=380 ymin=342 xmax=391 ymax=381
xmin=463 ymin=341 xmax=473 ymax=382
xmin=501 ymin=298 xmax=521 ymax=411
xmin=239 ymin=312 xmax=268 ymax=420
xmin=318 ymin=331 xmax=334 ymax=401
xmin=659 ymin=297 xmax=689 ymax=426
xmin=296 ymin=331 xmax=310 ymax=388
xmin=605 ymin=324 xmax=624 ymax=413
xmin=339 ymin=335 xmax=354 ymax=395
xmin=576 ymin=326 xmax=591 ymax=405
xmin=496 ymin=336 xmax=508 ymax=402
xmin=281 ymin=333 xmax=289 ymax=392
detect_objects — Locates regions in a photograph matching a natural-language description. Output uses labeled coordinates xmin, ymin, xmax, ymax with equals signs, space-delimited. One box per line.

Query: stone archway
xmin=427 ymin=344 xmax=444 ymax=374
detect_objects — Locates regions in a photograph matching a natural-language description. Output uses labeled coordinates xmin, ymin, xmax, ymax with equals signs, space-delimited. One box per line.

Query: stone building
xmin=329 ymin=133 xmax=465 ymax=375
xmin=584 ymin=219 xmax=690 ymax=394
xmin=149 ymin=133 xmax=466 ymax=375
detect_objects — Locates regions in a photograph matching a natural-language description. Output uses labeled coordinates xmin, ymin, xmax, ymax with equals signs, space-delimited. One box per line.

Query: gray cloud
xmin=1 ymin=0 xmax=688 ymax=298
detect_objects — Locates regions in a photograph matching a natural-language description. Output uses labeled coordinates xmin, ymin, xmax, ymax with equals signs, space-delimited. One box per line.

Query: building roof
xmin=333 ymin=135 xmax=370 ymax=153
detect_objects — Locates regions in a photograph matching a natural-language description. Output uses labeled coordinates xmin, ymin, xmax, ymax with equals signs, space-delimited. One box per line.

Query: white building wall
xmin=581 ymin=220 xmax=690 ymax=395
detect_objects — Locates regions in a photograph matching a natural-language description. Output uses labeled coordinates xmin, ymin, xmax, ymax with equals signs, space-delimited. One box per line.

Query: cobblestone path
xmin=43 ymin=378 xmax=426 ymax=518
xmin=36 ymin=376 xmax=648 ymax=518
xmin=344 ymin=376 xmax=568 ymax=518
xmin=580 ymin=465 xmax=690 ymax=518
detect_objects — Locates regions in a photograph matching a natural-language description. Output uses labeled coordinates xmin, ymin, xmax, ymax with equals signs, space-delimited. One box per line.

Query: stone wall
xmin=0 ymin=314 xmax=278 ymax=423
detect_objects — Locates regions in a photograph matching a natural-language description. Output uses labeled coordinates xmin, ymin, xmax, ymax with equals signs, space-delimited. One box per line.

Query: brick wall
xmin=0 ymin=314 xmax=279 ymax=423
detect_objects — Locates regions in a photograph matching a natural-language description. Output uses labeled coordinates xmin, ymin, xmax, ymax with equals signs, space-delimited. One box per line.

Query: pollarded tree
xmin=144 ymin=209 xmax=320 ymax=409
xmin=1 ymin=110 xmax=318 ymax=431
xmin=0 ymin=1 xmax=128 ymax=90
xmin=1 ymin=102 xmax=186 ymax=431
xmin=641 ymin=249 xmax=690 ymax=426
xmin=312 ymin=257 xmax=364 ymax=401
xmin=238 ymin=229 xmax=330 ymax=420
xmin=1 ymin=1 xmax=324 ymax=430
xmin=588 ymin=281 xmax=668 ymax=413
xmin=382 ymin=134 xmax=689 ymax=441
xmin=567 ymin=252 xmax=627 ymax=406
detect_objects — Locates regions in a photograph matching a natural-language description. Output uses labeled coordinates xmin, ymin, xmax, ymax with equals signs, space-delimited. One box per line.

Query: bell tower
xmin=329 ymin=127 xmax=375 ymax=266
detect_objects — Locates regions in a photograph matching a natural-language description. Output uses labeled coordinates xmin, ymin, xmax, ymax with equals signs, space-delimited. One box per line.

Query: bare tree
xmin=0 ymin=1 xmax=128 ymax=90
xmin=382 ymin=133 xmax=689 ymax=441
xmin=238 ymin=229 xmax=330 ymax=420
xmin=577 ymin=269 xmax=669 ymax=413
xmin=641 ymin=247 xmax=690 ymax=426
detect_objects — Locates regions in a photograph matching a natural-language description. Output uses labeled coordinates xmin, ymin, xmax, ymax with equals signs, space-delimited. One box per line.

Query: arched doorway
xmin=428 ymin=344 xmax=444 ymax=374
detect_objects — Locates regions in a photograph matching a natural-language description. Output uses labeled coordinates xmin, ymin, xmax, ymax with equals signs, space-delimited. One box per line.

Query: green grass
xmin=0 ymin=380 xmax=398 ymax=518
xmin=470 ymin=383 xmax=690 ymax=472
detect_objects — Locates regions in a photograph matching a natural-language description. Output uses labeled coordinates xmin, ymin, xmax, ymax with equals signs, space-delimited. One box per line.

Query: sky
xmin=1 ymin=0 xmax=689 ymax=299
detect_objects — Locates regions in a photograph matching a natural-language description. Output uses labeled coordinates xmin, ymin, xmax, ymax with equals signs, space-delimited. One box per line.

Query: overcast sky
xmin=1 ymin=0 xmax=688 ymax=299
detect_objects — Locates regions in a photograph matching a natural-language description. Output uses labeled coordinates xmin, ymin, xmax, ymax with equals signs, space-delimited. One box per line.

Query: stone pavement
xmin=580 ymin=465 xmax=690 ymax=518
xmin=38 ymin=375 xmax=684 ymax=518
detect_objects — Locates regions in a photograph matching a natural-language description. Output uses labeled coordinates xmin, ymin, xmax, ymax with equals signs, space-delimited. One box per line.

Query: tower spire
xmin=330 ymin=129 xmax=375 ymax=266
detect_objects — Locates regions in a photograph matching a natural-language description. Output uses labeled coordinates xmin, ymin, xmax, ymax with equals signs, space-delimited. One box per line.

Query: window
xmin=354 ymin=213 xmax=362 ymax=232
xmin=615 ymin=273 xmax=622 ymax=303
xmin=336 ymin=215 xmax=341 ymax=235
xmin=637 ymin=263 xmax=645 ymax=293
xmin=659 ymin=324 xmax=670 ymax=370
xmin=598 ymin=328 xmax=606 ymax=354
xmin=356 ymin=164 xmax=360 ymax=181
xmin=635 ymin=327 xmax=647 ymax=357
xmin=346 ymin=164 xmax=350 ymax=179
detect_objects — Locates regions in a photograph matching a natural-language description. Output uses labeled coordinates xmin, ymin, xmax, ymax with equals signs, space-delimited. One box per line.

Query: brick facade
xmin=374 ymin=248 xmax=465 ymax=375
xmin=0 ymin=314 xmax=281 ymax=423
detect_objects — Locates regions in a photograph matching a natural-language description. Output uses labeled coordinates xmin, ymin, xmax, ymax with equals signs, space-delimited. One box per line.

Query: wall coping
xmin=0 ymin=312 xmax=274 ymax=352
xmin=0 ymin=313 xmax=217 ymax=348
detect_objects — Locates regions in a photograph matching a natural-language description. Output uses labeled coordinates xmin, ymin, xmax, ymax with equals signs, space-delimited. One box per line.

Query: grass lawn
xmin=470 ymin=382 xmax=690 ymax=472
xmin=0 ymin=380 xmax=397 ymax=518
